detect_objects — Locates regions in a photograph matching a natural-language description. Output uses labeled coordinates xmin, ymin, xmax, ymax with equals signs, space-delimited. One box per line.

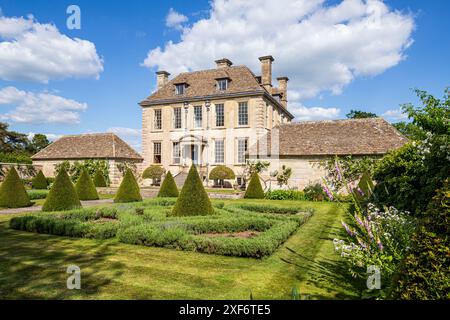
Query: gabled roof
xmin=31 ymin=133 xmax=143 ymax=161
xmin=253 ymin=118 xmax=408 ymax=156
xmin=139 ymin=65 xmax=294 ymax=118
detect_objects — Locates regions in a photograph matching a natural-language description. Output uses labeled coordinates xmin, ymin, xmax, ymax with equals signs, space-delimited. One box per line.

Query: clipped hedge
xmin=265 ymin=190 xmax=306 ymax=201
xmin=93 ymin=170 xmax=107 ymax=187
xmin=31 ymin=170 xmax=48 ymax=189
xmin=27 ymin=189 xmax=49 ymax=200
xmin=42 ymin=168 xmax=81 ymax=212
xmin=142 ymin=165 xmax=165 ymax=180
xmin=244 ymin=173 xmax=264 ymax=199
xmin=0 ymin=167 xmax=32 ymax=208
xmin=172 ymin=165 xmax=214 ymax=216
xmin=209 ymin=165 xmax=235 ymax=180
xmin=114 ymin=169 xmax=142 ymax=203
xmin=75 ymin=169 xmax=99 ymax=200
xmin=157 ymin=171 xmax=179 ymax=197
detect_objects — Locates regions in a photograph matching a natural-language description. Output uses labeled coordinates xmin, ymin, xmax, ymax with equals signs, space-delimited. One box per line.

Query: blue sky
xmin=0 ymin=0 xmax=448 ymax=151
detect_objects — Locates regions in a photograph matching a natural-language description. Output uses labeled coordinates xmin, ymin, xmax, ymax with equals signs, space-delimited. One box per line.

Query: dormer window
xmin=217 ymin=79 xmax=228 ymax=91
xmin=175 ymin=83 xmax=186 ymax=95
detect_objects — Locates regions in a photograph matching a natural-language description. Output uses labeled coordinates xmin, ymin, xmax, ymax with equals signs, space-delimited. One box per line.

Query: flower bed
xmin=10 ymin=199 xmax=313 ymax=258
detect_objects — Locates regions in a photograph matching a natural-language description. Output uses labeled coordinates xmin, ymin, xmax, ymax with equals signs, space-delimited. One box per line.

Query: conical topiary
xmin=171 ymin=165 xmax=214 ymax=216
xmin=157 ymin=171 xmax=179 ymax=197
xmin=93 ymin=170 xmax=107 ymax=187
xmin=114 ymin=169 xmax=142 ymax=203
xmin=0 ymin=167 xmax=32 ymax=208
xmin=244 ymin=173 xmax=265 ymax=199
xmin=42 ymin=168 xmax=81 ymax=212
xmin=75 ymin=169 xmax=99 ymax=200
xmin=31 ymin=170 xmax=48 ymax=189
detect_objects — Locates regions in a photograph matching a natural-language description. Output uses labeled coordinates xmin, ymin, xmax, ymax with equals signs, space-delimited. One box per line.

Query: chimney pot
xmin=156 ymin=71 xmax=170 ymax=90
xmin=215 ymin=58 xmax=233 ymax=68
xmin=258 ymin=55 xmax=274 ymax=92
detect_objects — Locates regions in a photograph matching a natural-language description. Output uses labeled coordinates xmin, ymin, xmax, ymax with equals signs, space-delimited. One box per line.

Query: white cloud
xmin=165 ymin=8 xmax=188 ymax=30
xmin=0 ymin=14 xmax=103 ymax=83
xmin=382 ymin=108 xmax=408 ymax=121
xmin=143 ymin=0 xmax=414 ymax=120
xmin=0 ymin=86 xmax=87 ymax=124
xmin=290 ymin=103 xmax=340 ymax=121
xmin=107 ymin=127 xmax=142 ymax=152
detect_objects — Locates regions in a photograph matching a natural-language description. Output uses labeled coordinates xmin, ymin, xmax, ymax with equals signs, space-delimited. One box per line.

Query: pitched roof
xmin=254 ymin=118 xmax=408 ymax=156
xmin=31 ymin=133 xmax=143 ymax=161
xmin=141 ymin=66 xmax=264 ymax=103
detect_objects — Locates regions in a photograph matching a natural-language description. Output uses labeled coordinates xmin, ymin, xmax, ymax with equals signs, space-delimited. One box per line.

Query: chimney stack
xmin=259 ymin=55 xmax=274 ymax=92
xmin=156 ymin=71 xmax=170 ymax=90
xmin=277 ymin=76 xmax=289 ymax=108
xmin=215 ymin=58 xmax=233 ymax=68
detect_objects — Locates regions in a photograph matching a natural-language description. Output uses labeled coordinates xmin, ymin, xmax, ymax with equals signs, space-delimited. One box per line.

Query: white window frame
xmin=153 ymin=142 xmax=162 ymax=164
xmin=217 ymin=79 xmax=228 ymax=91
xmin=214 ymin=139 xmax=225 ymax=164
xmin=194 ymin=105 xmax=203 ymax=128
xmin=173 ymin=107 xmax=182 ymax=129
xmin=175 ymin=84 xmax=185 ymax=95
xmin=215 ymin=104 xmax=224 ymax=127
xmin=154 ymin=109 xmax=162 ymax=130
xmin=237 ymin=138 xmax=248 ymax=164
xmin=173 ymin=142 xmax=181 ymax=164
xmin=238 ymin=102 xmax=248 ymax=126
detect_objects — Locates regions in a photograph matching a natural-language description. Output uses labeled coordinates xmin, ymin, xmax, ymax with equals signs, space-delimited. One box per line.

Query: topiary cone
xmin=114 ymin=169 xmax=142 ymax=203
xmin=93 ymin=170 xmax=107 ymax=187
xmin=31 ymin=170 xmax=48 ymax=190
xmin=0 ymin=167 xmax=32 ymax=208
xmin=244 ymin=173 xmax=265 ymax=199
xmin=172 ymin=165 xmax=214 ymax=216
xmin=157 ymin=171 xmax=179 ymax=197
xmin=42 ymin=168 xmax=81 ymax=211
xmin=75 ymin=169 xmax=99 ymax=200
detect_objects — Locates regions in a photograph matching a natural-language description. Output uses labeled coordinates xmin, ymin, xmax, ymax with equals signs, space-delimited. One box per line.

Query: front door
xmin=191 ymin=144 xmax=199 ymax=165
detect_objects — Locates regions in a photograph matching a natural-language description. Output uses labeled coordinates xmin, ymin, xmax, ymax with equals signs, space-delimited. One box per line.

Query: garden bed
xmin=10 ymin=199 xmax=313 ymax=258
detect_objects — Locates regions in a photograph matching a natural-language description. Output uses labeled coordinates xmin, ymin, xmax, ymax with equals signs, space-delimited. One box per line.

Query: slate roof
xmin=31 ymin=133 xmax=143 ymax=161
xmin=254 ymin=118 xmax=408 ymax=156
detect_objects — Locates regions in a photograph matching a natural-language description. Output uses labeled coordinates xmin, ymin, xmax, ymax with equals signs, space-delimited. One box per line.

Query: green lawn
xmin=0 ymin=199 xmax=360 ymax=299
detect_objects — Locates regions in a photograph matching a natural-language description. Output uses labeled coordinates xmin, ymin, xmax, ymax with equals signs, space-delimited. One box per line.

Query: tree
xmin=142 ymin=165 xmax=165 ymax=185
xmin=31 ymin=170 xmax=48 ymax=189
xmin=157 ymin=171 xmax=179 ymax=197
xmin=0 ymin=122 xmax=29 ymax=153
xmin=42 ymin=168 xmax=81 ymax=211
xmin=172 ymin=165 xmax=214 ymax=216
xmin=346 ymin=110 xmax=377 ymax=119
xmin=75 ymin=169 xmax=99 ymax=200
xmin=209 ymin=165 xmax=235 ymax=187
xmin=392 ymin=121 xmax=425 ymax=141
xmin=114 ymin=169 xmax=142 ymax=203
xmin=28 ymin=134 xmax=50 ymax=153
xmin=274 ymin=165 xmax=292 ymax=188
xmin=0 ymin=167 xmax=31 ymax=208
xmin=93 ymin=170 xmax=107 ymax=187
xmin=244 ymin=173 xmax=265 ymax=199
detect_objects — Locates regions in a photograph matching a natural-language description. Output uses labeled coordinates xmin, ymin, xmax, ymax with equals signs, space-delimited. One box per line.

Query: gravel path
xmin=0 ymin=199 xmax=114 ymax=215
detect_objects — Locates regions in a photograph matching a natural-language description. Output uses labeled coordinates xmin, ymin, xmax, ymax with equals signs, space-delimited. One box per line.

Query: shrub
xmin=42 ymin=168 xmax=81 ymax=212
xmin=93 ymin=170 xmax=107 ymax=187
xmin=75 ymin=169 xmax=99 ymax=200
xmin=391 ymin=181 xmax=450 ymax=299
xmin=209 ymin=166 xmax=235 ymax=180
xmin=0 ymin=167 xmax=31 ymax=208
xmin=27 ymin=189 xmax=49 ymax=200
xmin=114 ymin=169 xmax=142 ymax=203
xmin=157 ymin=171 xmax=179 ymax=197
xmin=0 ymin=151 xmax=32 ymax=164
xmin=265 ymin=190 xmax=306 ymax=201
xmin=244 ymin=173 xmax=265 ymax=199
xmin=303 ymin=183 xmax=326 ymax=201
xmin=142 ymin=165 xmax=165 ymax=184
xmin=31 ymin=170 xmax=48 ymax=189
xmin=172 ymin=165 xmax=214 ymax=216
